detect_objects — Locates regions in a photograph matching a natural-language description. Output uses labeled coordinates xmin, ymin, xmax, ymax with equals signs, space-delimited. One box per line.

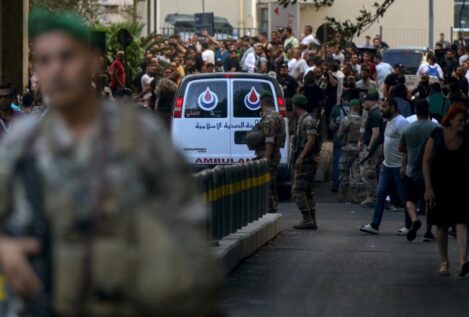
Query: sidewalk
xmin=222 ymin=184 xmax=469 ymax=317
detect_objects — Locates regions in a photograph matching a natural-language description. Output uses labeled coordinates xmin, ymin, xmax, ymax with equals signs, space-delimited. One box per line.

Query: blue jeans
xmin=332 ymin=140 xmax=341 ymax=190
xmin=371 ymin=165 xmax=412 ymax=228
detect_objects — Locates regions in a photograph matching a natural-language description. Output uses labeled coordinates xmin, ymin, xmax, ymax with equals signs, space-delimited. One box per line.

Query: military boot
xmin=310 ymin=209 xmax=319 ymax=230
xmin=292 ymin=211 xmax=317 ymax=230
xmin=350 ymin=188 xmax=361 ymax=204
xmin=337 ymin=187 xmax=349 ymax=203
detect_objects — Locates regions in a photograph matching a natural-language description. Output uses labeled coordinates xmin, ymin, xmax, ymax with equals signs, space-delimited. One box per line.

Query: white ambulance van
xmin=171 ymin=73 xmax=290 ymax=181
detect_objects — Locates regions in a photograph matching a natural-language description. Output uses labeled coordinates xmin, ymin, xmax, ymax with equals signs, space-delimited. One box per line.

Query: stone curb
xmin=212 ymin=213 xmax=283 ymax=274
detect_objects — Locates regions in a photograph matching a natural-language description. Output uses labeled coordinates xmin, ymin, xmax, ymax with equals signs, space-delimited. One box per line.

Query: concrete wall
xmin=299 ymin=0 xmax=454 ymax=48
xmin=0 ymin=0 xmax=29 ymax=91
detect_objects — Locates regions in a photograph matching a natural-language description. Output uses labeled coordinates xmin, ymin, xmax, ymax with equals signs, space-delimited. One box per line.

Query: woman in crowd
xmin=423 ymin=104 xmax=469 ymax=276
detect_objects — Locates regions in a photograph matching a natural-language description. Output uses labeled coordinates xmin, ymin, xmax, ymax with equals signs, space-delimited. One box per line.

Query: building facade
xmin=300 ymin=0 xmax=453 ymax=48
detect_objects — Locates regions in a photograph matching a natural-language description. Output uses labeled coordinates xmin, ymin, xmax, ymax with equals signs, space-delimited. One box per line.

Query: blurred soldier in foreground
xmin=0 ymin=8 xmax=220 ymax=317
xmin=252 ymin=91 xmax=286 ymax=213
xmin=337 ymin=99 xmax=362 ymax=203
xmin=291 ymin=94 xmax=319 ymax=230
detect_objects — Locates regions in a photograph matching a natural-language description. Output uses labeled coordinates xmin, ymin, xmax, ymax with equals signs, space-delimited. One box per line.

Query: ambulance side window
xmin=184 ymin=80 xmax=228 ymax=118
xmin=233 ymin=81 xmax=274 ymax=118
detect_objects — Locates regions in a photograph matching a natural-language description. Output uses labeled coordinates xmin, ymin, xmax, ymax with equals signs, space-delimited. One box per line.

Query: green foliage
xmin=30 ymin=0 xmax=101 ymax=23
xmin=91 ymin=22 xmax=147 ymax=79
xmin=278 ymin=0 xmax=396 ymax=40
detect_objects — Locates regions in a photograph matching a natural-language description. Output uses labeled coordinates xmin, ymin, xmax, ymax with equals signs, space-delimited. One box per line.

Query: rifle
xmin=347 ymin=150 xmax=361 ymax=169
xmin=4 ymin=154 xmax=52 ymax=317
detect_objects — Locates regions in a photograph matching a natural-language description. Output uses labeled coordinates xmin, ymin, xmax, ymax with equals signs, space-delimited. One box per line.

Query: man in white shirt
xmin=332 ymin=44 xmax=345 ymax=65
xmin=459 ymin=47 xmax=469 ymax=65
xmin=360 ymin=98 xmax=411 ymax=235
xmin=416 ymin=55 xmax=444 ymax=80
xmin=350 ymin=53 xmax=362 ymax=78
xmin=191 ymin=34 xmax=202 ymax=52
xmin=332 ymin=62 xmax=345 ymax=103
xmin=244 ymin=45 xmax=267 ymax=73
xmin=286 ymin=48 xmax=297 ymax=76
xmin=201 ymin=42 xmax=215 ymax=68
xmin=301 ymin=25 xmax=320 ymax=47
xmin=291 ymin=48 xmax=309 ymax=81
xmin=362 ymin=35 xmax=373 ymax=48
xmin=374 ymin=54 xmax=393 ymax=87
xmin=137 ymin=63 xmax=159 ymax=107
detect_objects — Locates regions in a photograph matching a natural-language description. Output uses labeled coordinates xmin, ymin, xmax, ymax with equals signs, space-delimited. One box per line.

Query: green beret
xmin=292 ymin=94 xmax=307 ymax=107
xmin=350 ymin=99 xmax=361 ymax=107
xmin=260 ymin=90 xmax=273 ymax=100
xmin=29 ymin=7 xmax=90 ymax=45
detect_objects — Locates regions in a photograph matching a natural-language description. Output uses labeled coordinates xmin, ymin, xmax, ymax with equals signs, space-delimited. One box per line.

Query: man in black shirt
xmin=359 ymin=89 xmax=383 ymax=207
xmin=452 ymin=66 xmax=469 ymax=97
xmin=303 ymin=67 xmax=325 ymax=115
xmin=278 ymin=63 xmax=300 ymax=135
xmin=383 ymin=64 xmax=402 ymax=98
xmin=441 ymin=50 xmax=459 ymax=81
xmin=278 ymin=64 xmax=299 ymax=104
xmin=411 ymin=74 xmax=431 ymax=99
xmin=227 ymin=49 xmax=241 ymax=72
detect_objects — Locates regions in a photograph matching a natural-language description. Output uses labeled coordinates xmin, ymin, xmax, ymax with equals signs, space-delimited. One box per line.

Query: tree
xmin=30 ymin=0 xmax=101 ymax=23
xmin=278 ymin=0 xmax=396 ymax=40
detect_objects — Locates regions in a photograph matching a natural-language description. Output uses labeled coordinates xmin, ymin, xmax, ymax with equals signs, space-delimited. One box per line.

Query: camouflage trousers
xmin=359 ymin=145 xmax=383 ymax=202
xmin=293 ymin=161 xmax=318 ymax=215
xmin=287 ymin=110 xmax=297 ymax=137
xmin=269 ymin=163 xmax=279 ymax=212
xmin=339 ymin=149 xmax=361 ymax=202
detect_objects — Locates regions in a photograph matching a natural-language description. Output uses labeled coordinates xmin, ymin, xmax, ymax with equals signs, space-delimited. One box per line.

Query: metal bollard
xmin=213 ymin=165 xmax=226 ymax=239
xmin=241 ymin=162 xmax=249 ymax=227
xmin=208 ymin=168 xmax=221 ymax=240
xmin=234 ymin=164 xmax=243 ymax=231
xmin=259 ymin=160 xmax=270 ymax=216
xmin=247 ymin=161 xmax=255 ymax=223
xmin=258 ymin=159 xmax=265 ymax=219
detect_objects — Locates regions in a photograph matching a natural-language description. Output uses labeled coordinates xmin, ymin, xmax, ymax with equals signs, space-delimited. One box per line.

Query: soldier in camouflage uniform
xmin=358 ymin=88 xmax=383 ymax=207
xmin=291 ymin=94 xmax=319 ymax=230
xmin=337 ymin=99 xmax=362 ymax=203
xmin=0 ymin=8 xmax=220 ymax=317
xmin=255 ymin=91 xmax=286 ymax=213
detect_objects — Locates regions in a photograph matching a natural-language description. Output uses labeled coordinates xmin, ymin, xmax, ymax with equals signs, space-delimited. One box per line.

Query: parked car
xmin=171 ymin=73 xmax=291 ymax=182
xmin=382 ymin=47 xmax=435 ymax=91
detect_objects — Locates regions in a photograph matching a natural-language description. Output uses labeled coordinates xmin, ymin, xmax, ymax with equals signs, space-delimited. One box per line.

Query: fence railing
xmin=160 ymin=26 xmax=262 ymax=41
xmin=354 ymin=26 xmax=455 ymax=49
xmin=194 ymin=159 xmax=270 ymax=242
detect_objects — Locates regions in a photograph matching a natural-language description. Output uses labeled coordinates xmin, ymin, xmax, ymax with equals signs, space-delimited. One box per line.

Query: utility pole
xmin=154 ymin=0 xmax=157 ymax=33
xmin=202 ymin=0 xmax=205 ymax=13
xmin=429 ymin=0 xmax=434 ymax=49
xmin=147 ymin=0 xmax=151 ymax=35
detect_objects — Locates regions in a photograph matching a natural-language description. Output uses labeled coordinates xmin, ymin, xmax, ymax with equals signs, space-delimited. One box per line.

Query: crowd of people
xmin=1 ymin=20 xmax=469 ymax=279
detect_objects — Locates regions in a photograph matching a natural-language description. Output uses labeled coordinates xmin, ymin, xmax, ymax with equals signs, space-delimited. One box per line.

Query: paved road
xmin=221 ymin=184 xmax=469 ymax=317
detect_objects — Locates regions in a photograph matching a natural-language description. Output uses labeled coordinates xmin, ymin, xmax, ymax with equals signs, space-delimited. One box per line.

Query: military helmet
xmin=246 ymin=129 xmax=265 ymax=151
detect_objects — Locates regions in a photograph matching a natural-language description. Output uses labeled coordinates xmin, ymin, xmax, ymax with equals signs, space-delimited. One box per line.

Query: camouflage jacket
xmin=338 ymin=112 xmax=362 ymax=150
xmin=0 ymin=101 xmax=219 ymax=316
xmin=255 ymin=108 xmax=283 ymax=163
xmin=293 ymin=112 xmax=318 ymax=160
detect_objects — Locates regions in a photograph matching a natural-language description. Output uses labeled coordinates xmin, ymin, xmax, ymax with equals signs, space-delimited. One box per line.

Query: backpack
xmin=157 ymin=77 xmax=178 ymax=97
xmin=426 ymin=65 xmax=439 ymax=77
